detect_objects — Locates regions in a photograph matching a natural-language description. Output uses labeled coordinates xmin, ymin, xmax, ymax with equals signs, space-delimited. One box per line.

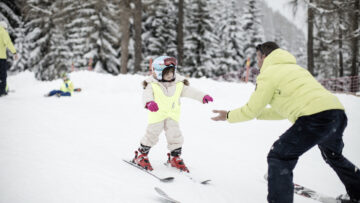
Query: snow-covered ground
xmin=1 ymin=71 xmax=359 ymax=203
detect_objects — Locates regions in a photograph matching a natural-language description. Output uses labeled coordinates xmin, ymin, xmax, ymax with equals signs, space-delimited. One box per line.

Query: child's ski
xmin=293 ymin=183 xmax=340 ymax=203
xmin=164 ymin=162 xmax=211 ymax=185
xmin=123 ymin=159 xmax=174 ymax=183
xmin=264 ymin=174 xmax=341 ymax=203
xmin=154 ymin=187 xmax=180 ymax=203
xmin=74 ymin=88 xmax=82 ymax=92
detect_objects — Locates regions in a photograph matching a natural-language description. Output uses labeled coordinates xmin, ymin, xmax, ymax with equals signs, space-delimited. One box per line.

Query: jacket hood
xmin=261 ymin=49 xmax=297 ymax=73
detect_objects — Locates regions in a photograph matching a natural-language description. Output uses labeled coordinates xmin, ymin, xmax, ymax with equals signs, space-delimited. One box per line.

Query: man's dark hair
xmin=256 ymin=41 xmax=279 ymax=56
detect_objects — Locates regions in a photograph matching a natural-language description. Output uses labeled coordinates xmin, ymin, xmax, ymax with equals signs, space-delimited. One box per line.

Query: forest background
xmin=0 ymin=0 xmax=359 ymax=83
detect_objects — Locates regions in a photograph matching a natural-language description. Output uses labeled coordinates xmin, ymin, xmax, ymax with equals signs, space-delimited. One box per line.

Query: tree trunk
xmin=351 ymin=0 xmax=359 ymax=77
xmin=133 ymin=0 xmax=142 ymax=73
xmin=350 ymin=0 xmax=359 ymax=92
xmin=120 ymin=0 xmax=131 ymax=74
xmin=307 ymin=0 xmax=315 ymax=75
xmin=177 ymin=0 xmax=184 ymax=66
xmin=338 ymin=10 xmax=344 ymax=77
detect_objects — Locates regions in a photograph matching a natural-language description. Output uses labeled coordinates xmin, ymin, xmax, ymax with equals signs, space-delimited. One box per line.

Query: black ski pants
xmin=0 ymin=59 xmax=8 ymax=95
xmin=267 ymin=110 xmax=360 ymax=203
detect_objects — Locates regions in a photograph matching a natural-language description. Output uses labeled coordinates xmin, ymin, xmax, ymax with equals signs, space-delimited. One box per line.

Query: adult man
xmin=0 ymin=21 xmax=17 ymax=97
xmin=212 ymin=42 xmax=360 ymax=203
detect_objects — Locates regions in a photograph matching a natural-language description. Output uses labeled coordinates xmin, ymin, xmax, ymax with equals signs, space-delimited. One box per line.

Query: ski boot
xmin=132 ymin=145 xmax=153 ymax=171
xmin=167 ymin=150 xmax=189 ymax=173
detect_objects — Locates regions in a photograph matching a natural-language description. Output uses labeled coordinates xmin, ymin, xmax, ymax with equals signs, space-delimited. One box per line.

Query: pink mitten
xmin=146 ymin=101 xmax=159 ymax=112
xmin=202 ymin=95 xmax=213 ymax=104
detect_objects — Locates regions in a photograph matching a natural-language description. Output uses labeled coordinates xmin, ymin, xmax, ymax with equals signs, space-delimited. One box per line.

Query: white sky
xmin=263 ymin=0 xmax=307 ymax=32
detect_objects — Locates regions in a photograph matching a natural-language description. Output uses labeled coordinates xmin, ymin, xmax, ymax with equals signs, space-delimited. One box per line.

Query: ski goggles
xmin=164 ymin=57 xmax=177 ymax=67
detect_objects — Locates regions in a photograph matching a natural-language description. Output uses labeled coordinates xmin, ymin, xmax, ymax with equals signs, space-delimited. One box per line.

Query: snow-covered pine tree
xmin=141 ymin=1 xmax=156 ymax=72
xmin=12 ymin=21 xmax=28 ymax=72
xmin=313 ymin=8 xmax=339 ymax=78
xmin=308 ymin=0 xmax=355 ymax=78
xmin=274 ymin=32 xmax=289 ymax=51
xmin=25 ymin=0 xmax=72 ymax=80
xmin=0 ymin=0 xmax=21 ymax=36
xmin=63 ymin=0 xmax=96 ymax=71
xmin=89 ymin=0 xmax=120 ymax=74
xmin=293 ymin=35 xmax=307 ymax=69
xmin=0 ymin=0 xmax=22 ymax=69
xmin=242 ymin=0 xmax=264 ymax=69
xmin=213 ymin=0 xmax=244 ymax=78
xmin=183 ymin=0 xmax=218 ymax=78
xmin=145 ymin=0 xmax=177 ymax=60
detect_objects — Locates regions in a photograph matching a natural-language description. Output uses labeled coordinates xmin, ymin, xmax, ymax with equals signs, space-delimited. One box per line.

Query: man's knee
xmin=267 ymin=140 xmax=289 ymax=160
xmin=267 ymin=142 xmax=298 ymax=174
xmin=319 ymin=146 xmax=343 ymax=162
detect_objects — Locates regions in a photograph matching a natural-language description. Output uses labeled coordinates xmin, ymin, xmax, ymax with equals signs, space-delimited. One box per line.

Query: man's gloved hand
xmin=146 ymin=101 xmax=159 ymax=112
xmin=202 ymin=95 xmax=213 ymax=104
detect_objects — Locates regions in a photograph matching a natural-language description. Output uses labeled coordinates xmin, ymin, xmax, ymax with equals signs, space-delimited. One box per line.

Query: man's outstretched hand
xmin=211 ymin=110 xmax=228 ymax=121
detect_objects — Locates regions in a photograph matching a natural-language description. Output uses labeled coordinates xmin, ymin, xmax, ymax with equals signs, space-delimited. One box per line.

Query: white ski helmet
xmin=61 ymin=72 xmax=70 ymax=80
xmin=152 ymin=56 xmax=177 ymax=80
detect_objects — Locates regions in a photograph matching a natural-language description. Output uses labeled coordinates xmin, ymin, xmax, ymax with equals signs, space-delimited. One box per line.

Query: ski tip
xmin=122 ymin=159 xmax=133 ymax=164
xmin=154 ymin=187 xmax=164 ymax=194
xmin=154 ymin=187 xmax=181 ymax=203
xmin=201 ymin=180 xmax=211 ymax=184
xmin=161 ymin=177 xmax=175 ymax=182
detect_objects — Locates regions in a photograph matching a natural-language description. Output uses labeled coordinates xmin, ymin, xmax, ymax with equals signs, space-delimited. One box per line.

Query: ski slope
xmin=1 ymin=71 xmax=359 ymax=203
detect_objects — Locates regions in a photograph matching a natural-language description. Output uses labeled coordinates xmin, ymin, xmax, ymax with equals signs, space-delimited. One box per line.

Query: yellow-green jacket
xmin=0 ymin=26 xmax=16 ymax=59
xmin=60 ymin=80 xmax=74 ymax=95
xmin=227 ymin=49 xmax=344 ymax=124
xmin=148 ymin=82 xmax=183 ymax=124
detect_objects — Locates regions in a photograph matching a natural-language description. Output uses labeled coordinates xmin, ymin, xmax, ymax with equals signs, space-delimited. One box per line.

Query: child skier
xmin=132 ymin=56 xmax=213 ymax=172
xmin=44 ymin=73 xmax=74 ymax=97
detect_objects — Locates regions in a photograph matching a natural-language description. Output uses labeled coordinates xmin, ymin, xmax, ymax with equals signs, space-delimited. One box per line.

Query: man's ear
xmin=261 ymin=54 xmax=266 ymax=61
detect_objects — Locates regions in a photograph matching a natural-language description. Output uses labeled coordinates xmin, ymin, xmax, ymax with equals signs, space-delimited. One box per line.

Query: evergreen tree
xmin=25 ymin=0 xmax=72 ymax=80
xmin=91 ymin=0 xmax=120 ymax=74
xmin=242 ymin=0 xmax=264 ymax=69
xmin=142 ymin=1 xmax=155 ymax=71
xmin=65 ymin=0 xmax=96 ymax=71
xmin=214 ymin=0 xmax=244 ymax=77
xmin=146 ymin=0 xmax=177 ymax=59
xmin=12 ymin=21 xmax=28 ymax=71
xmin=293 ymin=35 xmax=307 ymax=68
xmin=0 ymin=0 xmax=22 ymax=69
xmin=183 ymin=0 xmax=218 ymax=78
xmin=309 ymin=0 xmax=355 ymax=78
xmin=274 ymin=32 xmax=289 ymax=51
xmin=0 ymin=0 xmax=21 ymax=33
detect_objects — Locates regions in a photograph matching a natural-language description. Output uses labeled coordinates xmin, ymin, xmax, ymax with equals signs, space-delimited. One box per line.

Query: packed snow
xmin=1 ymin=71 xmax=359 ymax=203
